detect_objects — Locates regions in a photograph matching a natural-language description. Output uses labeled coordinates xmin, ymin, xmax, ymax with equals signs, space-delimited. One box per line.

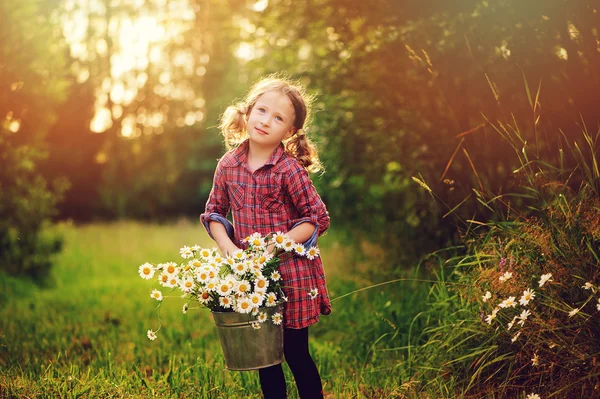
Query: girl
xmin=200 ymin=75 xmax=331 ymax=399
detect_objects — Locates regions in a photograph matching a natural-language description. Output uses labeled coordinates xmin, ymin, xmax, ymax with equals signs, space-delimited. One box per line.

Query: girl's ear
xmin=284 ymin=128 xmax=295 ymax=140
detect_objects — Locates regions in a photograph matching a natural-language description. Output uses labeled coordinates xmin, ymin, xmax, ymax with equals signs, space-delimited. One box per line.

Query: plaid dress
xmin=200 ymin=140 xmax=332 ymax=329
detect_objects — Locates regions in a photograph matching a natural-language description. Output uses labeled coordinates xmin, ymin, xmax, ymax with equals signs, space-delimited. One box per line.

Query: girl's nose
xmin=261 ymin=115 xmax=271 ymax=126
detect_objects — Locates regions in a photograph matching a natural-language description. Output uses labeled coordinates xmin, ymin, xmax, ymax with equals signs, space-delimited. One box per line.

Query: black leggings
xmin=258 ymin=327 xmax=323 ymax=399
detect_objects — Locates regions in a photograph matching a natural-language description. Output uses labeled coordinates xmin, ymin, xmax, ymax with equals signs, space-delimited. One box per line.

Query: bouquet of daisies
xmin=139 ymin=232 xmax=320 ymax=340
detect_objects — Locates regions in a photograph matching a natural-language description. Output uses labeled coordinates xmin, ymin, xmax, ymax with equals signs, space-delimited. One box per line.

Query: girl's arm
xmin=285 ymin=162 xmax=330 ymax=244
xmin=209 ymin=221 xmax=239 ymax=256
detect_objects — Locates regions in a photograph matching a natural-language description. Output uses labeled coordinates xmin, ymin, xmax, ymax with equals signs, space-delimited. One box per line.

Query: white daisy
xmin=236 ymin=297 xmax=253 ymax=314
xmin=190 ymin=259 xmax=202 ymax=269
xmin=233 ymin=261 xmax=249 ymax=276
xmin=511 ymin=331 xmax=521 ymax=343
xmin=265 ymin=292 xmax=278 ymax=307
xmin=272 ymin=232 xmax=287 ymax=249
xmin=282 ymin=239 xmax=295 ymax=252
xmin=270 ymin=270 xmax=281 ymax=281
xmin=232 ymin=249 xmax=246 ymax=261
xmin=236 ymin=281 xmax=251 ymax=296
xmin=150 ymin=289 xmax=163 ymax=301
xmin=192 ymin=245 xmax=201 ymax=252
xmin=485 ymin=308 xmax=498 ymax=324
xmin=518 ymin=309 xmax=531 ymax=326
xmin=182 ymin=303 xmax=188 ymax=314
xmin=180 ymin=246 xmax=193 ymax=259
xmin=482 ymin=291 xmax=492 ymax=302
xmin=158 ymin=271 xmax=171 ymax=287
xmin=582 ymin=282 xmax=596 ymax=293
xmin=165 ymin=276 xmax=178 ymax=288
xmin=256 ymin=312 xmax=268 ymax=323
xmin=519 ymin=289 xmax=535 ymax=306
xmin=219 ymin=296 xmax=233 ymax=309
xmin=216 ymin=280 xmax=233 ymax=296
xmin=499 ymin=296 xmax=517 ymax=308
xmin=179 ymin=277 xmax=195 ymax=293
xmin=249 ymin=233 xmax=266 ymax=248
xmin=147 ymin=329 xmax=157 ymax=341
xmin=272 ymin=312 xmax=283 ymax=325
xmin=251 ymin=321 xmax=262 ymax=330
xmin=531 ymin=353 xmax=539 ymax=366
xmin=526 ymin=394 xmax=541 ymax=399
xmin=251 ymin=306 xmax=259 ymax=316
xmin=306 ymin=246 xmax=320 ymax=260
xmin=568 ymin=307 xmax=580 ymax=318
xmin=164 ymin=262 xmax=179 ymax=276
xmin=254 ymin=277 xmax=270 ymax=293
xmin=196 ymin=268 xmax=211 ymax=283
xmin=538 ymin=273 xmax=553 ymax=287
xmin=249 ymin=292 xmax=265 ymax=307
xmin=308 ymin=288 xmax=319 ymax=300
xmin=294 ymin=244 xmax=306 ymax=256
xmin=200 ymin=248 xmax=211 ymax=258
xmin=499 ymin=271 xmax=513 ymax=282
xmin=198 ymin=290 xmax=211 ymax=305
xmin=138 ymin=263 xmax=155 ymax=280
xmin=205 ymin=278 xmax=218 ymax=292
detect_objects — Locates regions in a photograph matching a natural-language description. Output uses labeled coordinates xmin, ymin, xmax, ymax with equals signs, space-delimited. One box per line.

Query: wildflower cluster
xmin=139 ymin=232 xmax=320 ymax=340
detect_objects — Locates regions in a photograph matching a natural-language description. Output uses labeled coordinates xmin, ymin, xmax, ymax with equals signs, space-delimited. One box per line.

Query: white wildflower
xmin=511 ymin=331 xmax=521 ymax=343
xmin=499 ymin=271 xmax=513 ymax=282
xmin=498 ymin=296 xmax=517 ymax=308
xmin=147 ymin=330 xmax=157 ymax=341
xmin=482 ymin=291 xmax=492 ymax=302
xmin=538 ymin=273 xmax=553 ymax=287
xmin=519 ymin=289 xmax=535 ymax=306
xmin=531 ymin=353 xmax=539 ymax=366
xmin=568 ymin=307 xmax=580 ymax=318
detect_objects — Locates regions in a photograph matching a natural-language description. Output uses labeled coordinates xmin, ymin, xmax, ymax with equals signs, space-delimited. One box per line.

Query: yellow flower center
xmin=201 ymin=292 xmax=210 ymax=299
xmin=220 ymin=285 xmax=229 ymax=293
xmin=143 ymin=268 xmax=151 ymax=275
xmin=252 ymin=297 xmax=259 ymax=304
xmin=253 ymin=239 xmax=261 ymax=246
xmin=257 ymin=280 xmax=265 ymax=288
xmin=239 ymin=285 xmax=247 ymax=292
xmin=167 ymin=266 xmax=175 ymax=273
xmin=275 ymin=236 xmax=284 ymax=244
xmin=241 ymin=302 xmax=249 ymax=309
xmin=185 ymin=282 xmax=192 ymax=288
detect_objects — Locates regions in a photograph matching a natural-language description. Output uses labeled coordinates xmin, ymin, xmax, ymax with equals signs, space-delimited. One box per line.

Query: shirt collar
xmin=223 ymin=139 xmax=287 ymax=172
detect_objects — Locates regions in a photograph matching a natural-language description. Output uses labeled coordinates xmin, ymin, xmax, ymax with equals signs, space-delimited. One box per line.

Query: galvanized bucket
xmin=212 ymin=304 xmax=284 ymax=371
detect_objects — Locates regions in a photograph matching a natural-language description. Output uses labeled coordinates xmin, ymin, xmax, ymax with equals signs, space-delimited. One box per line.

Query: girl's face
xmin=246 ymin=90 xmax=296 ymax=150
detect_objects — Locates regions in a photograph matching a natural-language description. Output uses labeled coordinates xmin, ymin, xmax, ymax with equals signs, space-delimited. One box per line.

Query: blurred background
xmin=2 ymin=0 xmax=599 ymax=279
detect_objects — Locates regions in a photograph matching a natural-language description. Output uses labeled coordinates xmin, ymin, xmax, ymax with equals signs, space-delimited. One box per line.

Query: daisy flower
xmin=482 ymin=291 xmax=492 ymax=302
xmin=265 ymin=292 xmax=278 ymax=307
xmin=147 ymin=330 xmax=157 ymax=341
xmin=216 ymin=280 xmax=233 ymax=296
xmin=518 ymin=309 xmax=531 ymax=326
xmin=256 ymin=312 xmax=268 ymax=323
xmin=251 ymin=321 xmax=262 ymax=330
xmin=138 ymin=263 xmax=155 ymax=280
xmin=214 ymin=255 xmax=224 ymax=264
xmin=249 ymin=233 xmax=266 ymax=248
xmin=306 ymin=246 xmax=320 ymax=260
xmin=165 ymin=276 xmax=179 ymax=288
xmin=272 ymin=312 xmax=283 ymax=325
xmin=164 ymin=262 xmax=179 ymax=276
xmin=180 ymin=246 xmax=193 ymax=259
xmin=198 ymin=290 xmax=211 ymax=305
xmin=236 ymin=297 xmax=253 ymax=314
xmin=254 ymin=277 xmax=270 ymax=293
xmin=308 ymin=288 xmax=319 ymax=300
xmin=270 ymin=270 xmax=281 ymax=281
xmin=158 ymin=271 xmax=171 ymax=287
xmin=249 ymin=292 xmax=265 ymax=307
xmin=236 ymin=281 xmax=251 ymax=296
xmin=526 ymin=394 xmax=541 ymax=399
xmin=498 ymin=296 xmax=517 ymax=308
xmin=538 ymin=273 xmax=553 ymax=287
xmin=294 ymin=244 xmax=306 ymax=256
xmin=499 ymin=271 xmax=513 ymax=282
xmin=519 ymin=289 xmax=535 ymax=306
xmin=219 ymin=296 xmax=233 ymax=309
xmin=273 ymin=232 xmax=287 ymax=248
xmin=582 ymin=282 xmax=596 ymax=293
xmin=179 ymin=277 xmax=195 ymax=293
xmin=511 ymin=331 xmax=521 ymax=343
xmin=282 ymin=239 xmax=295 ymax=252
xmin=192 ymin=245 xmax=201 ymax=252
xmin=190 ymin=259 xmax=202 ymax=268
xmin=233 ymin=261 xmax=249 ymax=276
xmin=232 ymin=249 xmax=246 ymax=261
xmin=182 ymin=303 xmax=188 ymax=314
xmin=206 ymin=278 xmax=219 ymax=292
xmin=568 ymin=307 xmax=580 ymax=318
xmin=507 ymin=316 xmax=517 ymax=331
xmin=150 ymin=289 xmax=163 ymax=301
xmin=200 ymin=248 xmax=211 ymax=258
xmin=196 ymin=268 xmax=211 ymax=283
xmin=485 ymin=308 xmax=498 ymax=324
xmin=531 ymin=353 xmax=539 ymax=366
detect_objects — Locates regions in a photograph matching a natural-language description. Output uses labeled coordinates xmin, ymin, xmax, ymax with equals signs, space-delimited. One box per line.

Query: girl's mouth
xmin=255 ymin=127 xmax=268 ymax=135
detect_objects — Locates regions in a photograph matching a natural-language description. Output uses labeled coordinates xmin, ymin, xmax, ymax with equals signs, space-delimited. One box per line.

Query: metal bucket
xmin=212 ymin=304 xmax=284 ymax=371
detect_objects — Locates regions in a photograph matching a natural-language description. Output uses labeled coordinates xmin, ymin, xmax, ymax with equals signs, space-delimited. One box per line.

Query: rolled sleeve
xmin=286 ymin=163 xmax=330 ymax=237
xmin=200 ymin=160 xmax=232 ymax=239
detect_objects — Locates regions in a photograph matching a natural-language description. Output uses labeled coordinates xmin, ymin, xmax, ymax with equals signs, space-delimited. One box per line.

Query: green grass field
xmin=0 ymin=221 xmax=435 ymax=398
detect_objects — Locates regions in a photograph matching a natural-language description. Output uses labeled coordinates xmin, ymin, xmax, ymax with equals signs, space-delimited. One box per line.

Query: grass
xmin=0 ymin=220 xmax=437 ymax=398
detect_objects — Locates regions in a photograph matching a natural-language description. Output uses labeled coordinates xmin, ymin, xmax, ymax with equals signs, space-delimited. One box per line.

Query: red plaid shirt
xmin=200 ymin=140 xmax=332 ymax=328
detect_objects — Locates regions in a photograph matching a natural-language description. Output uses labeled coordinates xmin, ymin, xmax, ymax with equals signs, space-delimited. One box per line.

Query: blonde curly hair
xmin=219 ymin=74 xmax=323 ymax=173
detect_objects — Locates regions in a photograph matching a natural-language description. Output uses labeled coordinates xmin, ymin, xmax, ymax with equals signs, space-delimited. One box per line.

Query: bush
xmin=0 ymin=132 xmax=68 ymax=280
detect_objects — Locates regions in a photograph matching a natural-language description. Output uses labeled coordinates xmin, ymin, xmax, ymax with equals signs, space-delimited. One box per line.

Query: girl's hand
xmin=219 ymin=242 xmax=240 ymax=257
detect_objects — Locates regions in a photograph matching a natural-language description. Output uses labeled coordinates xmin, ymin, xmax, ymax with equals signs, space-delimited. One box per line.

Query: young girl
xmin=200 ymin=75 xmax=331 ymax=399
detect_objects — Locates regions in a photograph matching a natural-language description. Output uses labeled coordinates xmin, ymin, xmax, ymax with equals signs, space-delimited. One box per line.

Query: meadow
xmin=0 ymin=221 xmax=434 ymax=398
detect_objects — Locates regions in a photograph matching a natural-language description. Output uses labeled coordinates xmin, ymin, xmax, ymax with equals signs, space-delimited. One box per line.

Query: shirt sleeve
xmin=200 ymin=159 xmax=232 ymax=239
xmin=285 ymin=162 xmax=330 ymax=237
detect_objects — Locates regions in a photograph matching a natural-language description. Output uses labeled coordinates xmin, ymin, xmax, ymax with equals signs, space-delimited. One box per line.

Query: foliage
xmin=0 ymin=0 xmax=70 ymax=279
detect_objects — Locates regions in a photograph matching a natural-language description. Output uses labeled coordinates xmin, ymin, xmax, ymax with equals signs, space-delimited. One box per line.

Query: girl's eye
xmin=275 ymin=116 xmax=283 ymax=122
xmin=257 ymin=108 xmax=266 ymax=113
